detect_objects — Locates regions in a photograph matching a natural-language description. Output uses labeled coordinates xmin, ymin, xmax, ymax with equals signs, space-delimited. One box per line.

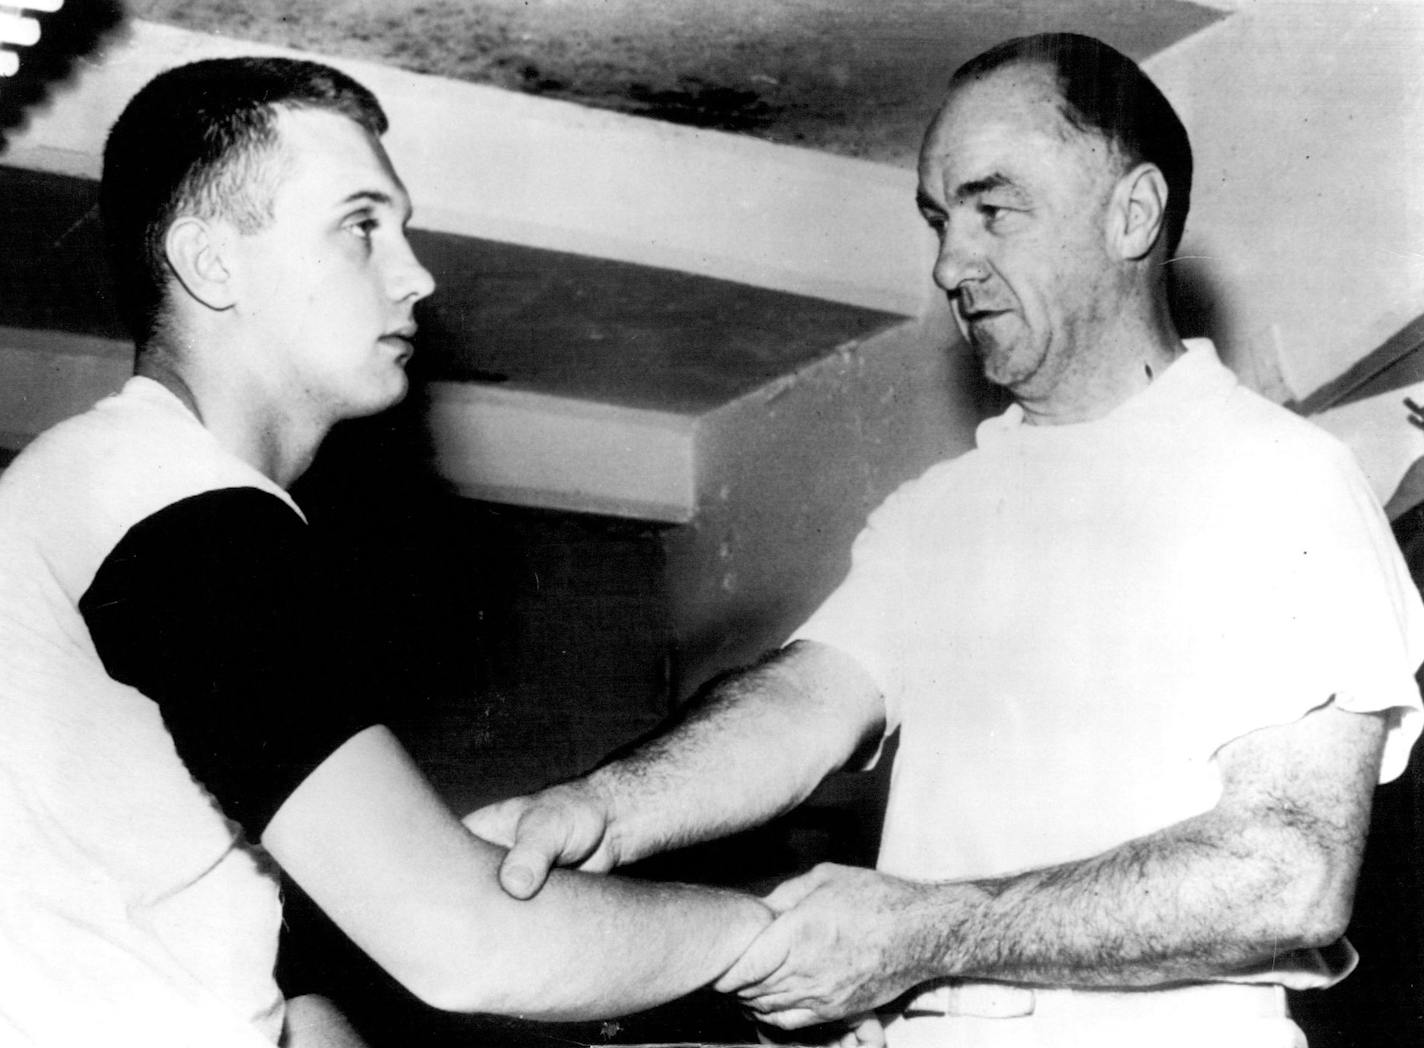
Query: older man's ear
xmin=1109 ymin=163 xmax=1169 ymax=262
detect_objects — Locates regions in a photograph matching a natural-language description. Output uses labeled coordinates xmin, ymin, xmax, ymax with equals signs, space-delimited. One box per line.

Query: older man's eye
xmin=980 ymin=204 xmax=1025 ymax=232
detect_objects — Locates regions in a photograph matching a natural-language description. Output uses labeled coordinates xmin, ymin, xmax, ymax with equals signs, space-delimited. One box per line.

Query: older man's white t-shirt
xmin=792 ymin=340 xmax=1424 ymax=1046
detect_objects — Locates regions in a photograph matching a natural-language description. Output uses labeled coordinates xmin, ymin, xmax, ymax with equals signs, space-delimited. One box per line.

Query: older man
xmin=0 ymin=57 xmax=770 ymax=1047
xmin=469 ymin=33 xmax=1424 ymax=1048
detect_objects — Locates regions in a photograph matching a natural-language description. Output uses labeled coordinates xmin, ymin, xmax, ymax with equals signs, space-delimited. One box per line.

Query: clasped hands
xmin=466 ymin=787 xmax=935 ymax=1047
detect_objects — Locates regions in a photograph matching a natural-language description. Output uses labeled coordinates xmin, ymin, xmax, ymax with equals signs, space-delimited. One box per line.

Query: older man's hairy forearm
xmin=722 ymin=705 xmax=1382 ymax=1027
xmin=921 ymin=810 xmax=1352 ymax=987
xmin=926 ymin=708 xmax=1379 ymax=987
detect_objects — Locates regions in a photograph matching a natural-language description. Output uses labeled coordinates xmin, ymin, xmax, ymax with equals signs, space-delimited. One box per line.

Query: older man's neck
xmin=1017 ymin=309 xmax=1182 ymax=427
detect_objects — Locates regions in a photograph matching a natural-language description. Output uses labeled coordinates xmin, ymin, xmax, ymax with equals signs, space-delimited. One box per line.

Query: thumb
xmin=462 ymin=800 xmax=520 ymax=847
xmin=496 ymin=804 xmax=590 ymax=899
xmin=713 ymin=921 xmax=789 ymax=994
xmin=499 ymin=835 xmax=557 ymax=900
xmin=762 ymin=870 xmax=823 ymax=914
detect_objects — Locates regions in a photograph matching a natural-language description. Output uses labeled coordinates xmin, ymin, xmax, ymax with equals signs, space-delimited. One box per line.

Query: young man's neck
xmin=135 ymin=351 xmax=203 ymax=421
xmin=136 ymin=338 xmax=325 ymax=489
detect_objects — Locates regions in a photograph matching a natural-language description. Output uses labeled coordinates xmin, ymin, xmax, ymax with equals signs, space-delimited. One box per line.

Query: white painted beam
xmin=1 ymin=19 xmax=933 ymax=317
xmin=426 ymin=381 xmax=698 ymax=523
xmin=0 ymin=326 xmax=701 ymax=520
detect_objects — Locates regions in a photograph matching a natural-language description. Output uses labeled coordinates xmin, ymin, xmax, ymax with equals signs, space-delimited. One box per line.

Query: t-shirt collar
xmin=975 ymin=338 xmax=1228 ymax=450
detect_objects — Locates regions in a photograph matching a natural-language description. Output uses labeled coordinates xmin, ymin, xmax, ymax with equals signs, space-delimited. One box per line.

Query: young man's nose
xmin=391 ymin=239 xmax=436 ymax=304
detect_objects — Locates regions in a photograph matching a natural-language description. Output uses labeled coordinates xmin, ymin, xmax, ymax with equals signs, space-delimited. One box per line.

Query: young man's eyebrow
xmin=339 ymin=189 xmax=414 ymax=223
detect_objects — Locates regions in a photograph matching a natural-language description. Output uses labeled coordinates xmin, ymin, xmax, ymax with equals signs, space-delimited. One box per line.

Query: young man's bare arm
xmin=262 ymin=725 xmax=771 ymax=1019
xmin=464 ymin=641 xmax=886 ymax=898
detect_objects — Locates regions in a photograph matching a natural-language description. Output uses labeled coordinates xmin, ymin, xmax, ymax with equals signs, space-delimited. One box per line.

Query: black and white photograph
xmin=1 ymin=2 xmax=1422 ymax=1046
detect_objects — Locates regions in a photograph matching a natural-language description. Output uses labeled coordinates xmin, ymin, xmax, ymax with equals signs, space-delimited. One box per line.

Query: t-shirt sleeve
xmin=788 ymin=475 xmax=925 ymax=734
xmin=79 ymin=487 xmax=382 ymax=837
xmin=1199 ymin=440 xmax=1424 ymax=783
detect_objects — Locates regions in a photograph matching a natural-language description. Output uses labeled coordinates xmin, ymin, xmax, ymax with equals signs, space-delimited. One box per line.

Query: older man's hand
xmin=715 ymin=863 xmax=937 ymax=1030
xmin=462 ymin=781 xmax=620 ymax=899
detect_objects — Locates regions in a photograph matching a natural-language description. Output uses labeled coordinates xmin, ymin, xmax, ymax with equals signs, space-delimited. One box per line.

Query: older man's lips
xmin=958 ymin=305 xmax=1007 ymax=324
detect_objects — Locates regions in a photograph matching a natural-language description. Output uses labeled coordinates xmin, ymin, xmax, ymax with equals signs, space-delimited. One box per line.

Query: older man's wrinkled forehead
xmin=918 ymin=60 xmax=1123 ymax=195
xmin=923 ymin=60 xmax=1104 ymax=160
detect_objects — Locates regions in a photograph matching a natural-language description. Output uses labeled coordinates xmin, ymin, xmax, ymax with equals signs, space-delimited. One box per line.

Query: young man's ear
xmin=1109 ymin=163 xmax=1169 ymax=262
xmin=164 ymin=217 xmax=237 ymax=312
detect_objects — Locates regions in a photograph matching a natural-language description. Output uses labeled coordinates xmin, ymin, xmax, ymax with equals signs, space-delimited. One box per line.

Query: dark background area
xmin=277 ymin=403 xmax=895 ymax=1047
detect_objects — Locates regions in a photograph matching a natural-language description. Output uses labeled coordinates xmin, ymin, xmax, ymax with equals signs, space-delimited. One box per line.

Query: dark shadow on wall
xmin=280 ymin=391 xmax=896 ymax=1046
xmin=1168 ymin=252 xmax=1294 ymax=398
xmin=1168 ymin=254 xmax=1223 ymax=344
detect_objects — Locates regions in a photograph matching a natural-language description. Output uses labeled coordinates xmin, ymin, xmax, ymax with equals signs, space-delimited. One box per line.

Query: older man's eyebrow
xmin=953 ymin=173 xmax=1020 ymax=200
xmin=915 ymin=189 xmax=943 ymax=214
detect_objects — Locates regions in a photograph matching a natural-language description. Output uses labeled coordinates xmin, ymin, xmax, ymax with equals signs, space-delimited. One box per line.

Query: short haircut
xmin=950 ymin=33 xmax=1193 ymax=256
xmin=100 ymin=57 xmax=388 ymax=344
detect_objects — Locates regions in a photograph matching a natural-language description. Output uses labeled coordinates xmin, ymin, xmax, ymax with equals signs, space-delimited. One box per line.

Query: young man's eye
xmin=346 ymin=216 xmax=379 ymax=240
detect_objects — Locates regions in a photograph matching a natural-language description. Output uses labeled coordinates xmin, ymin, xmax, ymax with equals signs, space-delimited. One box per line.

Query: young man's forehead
xmin=267 ymin=106 xmax=409 ymax=208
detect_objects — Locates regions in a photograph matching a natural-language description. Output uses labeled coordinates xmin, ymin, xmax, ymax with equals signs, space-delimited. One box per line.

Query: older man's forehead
xmin=919 ymin=64 xmax=1115 ymax=195
xmin=927 ymin=63 xmax=1072 ymax=142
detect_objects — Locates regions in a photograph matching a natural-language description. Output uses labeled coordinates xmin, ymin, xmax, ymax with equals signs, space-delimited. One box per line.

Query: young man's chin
xmin=342 ymin=376 xmax=411 ymax=421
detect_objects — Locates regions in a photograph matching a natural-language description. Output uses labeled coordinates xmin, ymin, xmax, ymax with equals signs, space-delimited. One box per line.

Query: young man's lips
xmin=380 ymin=337 xmax=414 ymax=363
xmin=380 ymin=328 xmax=417 ymax=359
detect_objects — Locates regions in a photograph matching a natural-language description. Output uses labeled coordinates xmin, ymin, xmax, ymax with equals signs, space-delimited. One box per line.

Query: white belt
xmin=900 ymin=978 xmax=1289 ymax=1021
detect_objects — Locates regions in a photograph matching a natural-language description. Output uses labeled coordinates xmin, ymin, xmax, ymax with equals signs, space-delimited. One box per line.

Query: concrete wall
xmin=0 ymin=326 xmax=129 ymax=450
xmin=1147 ymin=0 xmax=1424 ymax=402
xmin=665 ymin=298 xmax=983 ymax=694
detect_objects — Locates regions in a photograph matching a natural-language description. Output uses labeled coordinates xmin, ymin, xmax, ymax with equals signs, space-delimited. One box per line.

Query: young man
xmin=0 ymin=57 xmax=768 ymax=1047
xmin=469 ymin=34 xmax=1424 ymax=1047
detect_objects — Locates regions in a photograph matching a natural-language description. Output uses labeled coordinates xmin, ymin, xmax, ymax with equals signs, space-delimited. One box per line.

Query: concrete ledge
xmin=0 ymin=326 xmax=129 ymax=450
xmin=2 ymin=18 xmax=933 ymax=317
xmin=0 ymin=326 xmax=701 ymax=521
xmin=426 ymin=381 xmax=698 ymax=523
